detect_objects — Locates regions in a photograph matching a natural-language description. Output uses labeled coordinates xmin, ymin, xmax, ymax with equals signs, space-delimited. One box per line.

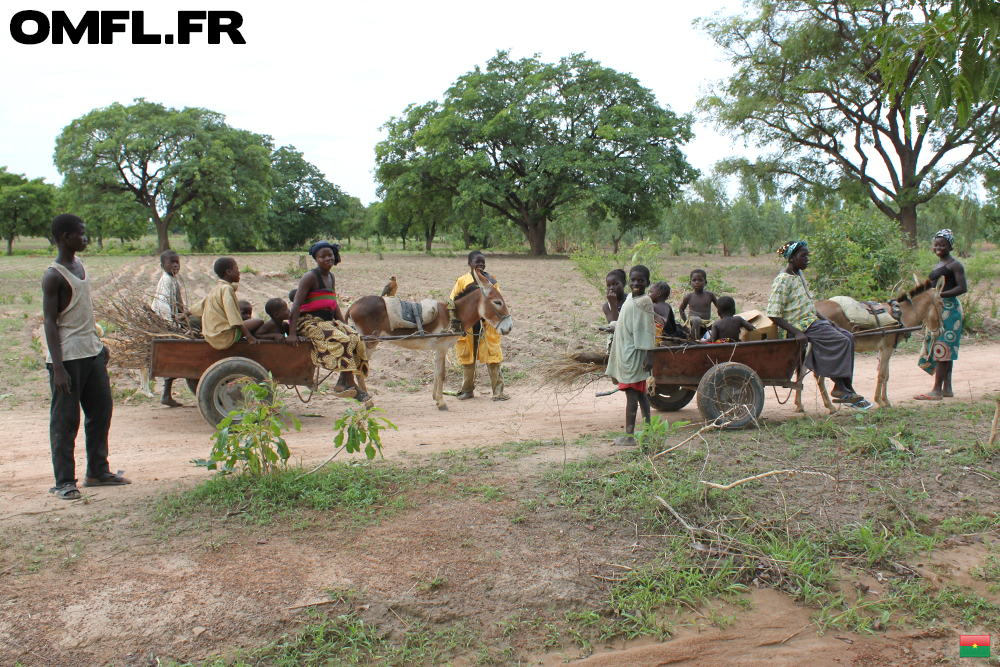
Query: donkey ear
xmin=934 ymin=275 xmax=945 ymax=295
xmin=912 ymin=273 xmax=921 ymax=287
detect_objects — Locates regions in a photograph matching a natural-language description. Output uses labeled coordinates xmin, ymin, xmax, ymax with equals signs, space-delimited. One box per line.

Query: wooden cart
xmin=150 ymin=339 xmax=320 ymax=427
xmin=648 ymin=337 xmax=807 ymax=428
xmin=649 ymin=326 xmax=922 ymax=428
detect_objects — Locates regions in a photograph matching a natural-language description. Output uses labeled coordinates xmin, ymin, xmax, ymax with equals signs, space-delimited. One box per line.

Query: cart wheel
xmin=196 ymin=357 xmax=270 ymax=427
xmin=696 ymin=362 xmax=765 ymax=429
xmin=649 ymin=385 xmax=696 ymax=412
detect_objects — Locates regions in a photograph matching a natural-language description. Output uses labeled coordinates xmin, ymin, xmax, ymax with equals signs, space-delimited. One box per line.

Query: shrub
xmin=193 ymin=378 xmax=300 ymax=476
xmin=571 ymin=240 xmax=663 ymax=298
xmin=807 ymin=207 xmax=914 ymax=300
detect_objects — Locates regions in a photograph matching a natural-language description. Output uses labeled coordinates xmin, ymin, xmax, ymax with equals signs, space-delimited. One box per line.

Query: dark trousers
xmin=48 ymin=353 xmax=114 ymax=487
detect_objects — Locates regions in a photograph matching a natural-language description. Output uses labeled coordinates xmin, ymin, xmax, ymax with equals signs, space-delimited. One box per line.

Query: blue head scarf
xmin=308 ymin=241 xmax=342 ymax=265
xmin=778 ymin=240 xmax=807 ymax=260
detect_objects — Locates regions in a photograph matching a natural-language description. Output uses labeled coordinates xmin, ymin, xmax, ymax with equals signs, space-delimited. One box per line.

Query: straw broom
xmin=537 ymin=351 xmax=609 ymax=389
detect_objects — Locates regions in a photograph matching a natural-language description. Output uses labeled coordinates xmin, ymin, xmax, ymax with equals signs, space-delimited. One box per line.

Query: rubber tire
xmin=196 ymin=357 xmax=269 ymax=427
xmin=649 ymin=385 xmax=696 ymax=412
xmin=695 ymin=362 xmax=765 ymax=429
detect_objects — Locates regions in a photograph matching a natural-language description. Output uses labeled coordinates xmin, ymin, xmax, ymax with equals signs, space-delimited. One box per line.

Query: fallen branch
xmin=651 ymin=423 xmax=724 ymax=460
xmin=294 ymin=445 xmax=346 ymax=480
xmin=285 ymin=599 xmax=339 ymax=611
xmin=989 ymin=398 xmax=1000 ymax=450
xmin=699 ymin=469 xmax=836 ymax=491
xmin=654 ymin=496 xmax=696 ymax=533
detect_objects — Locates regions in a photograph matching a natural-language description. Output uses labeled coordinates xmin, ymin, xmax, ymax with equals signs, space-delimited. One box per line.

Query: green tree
xmin=54 ymin=98 xmax=272 ymax=253
xmin=376 ymin=51 xmax=698 ymax=255
xmin=58 ymin=176 xmax=149 ymax=250
xmin=263 ymin=146 xmax=349 ymax=251
xmin=0 ymin=168 xmax=57 ymax=255
xmin=699 ymin=0 xmax=1000 ymax=244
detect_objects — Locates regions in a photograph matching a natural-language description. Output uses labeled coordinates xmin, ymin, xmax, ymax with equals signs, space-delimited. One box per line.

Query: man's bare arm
xmin=42 ymin=270 xmax=71 ymax=393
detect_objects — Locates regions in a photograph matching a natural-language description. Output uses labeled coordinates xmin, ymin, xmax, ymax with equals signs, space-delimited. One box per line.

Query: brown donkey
xmin=347 ymin=268 xmax=513 ymax=410
xmin=794 ymin=276 xmax=945 ymax=413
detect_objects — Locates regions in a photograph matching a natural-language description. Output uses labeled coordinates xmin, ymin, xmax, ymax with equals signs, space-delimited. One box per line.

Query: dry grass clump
xmin=95 ymin=286 xmax=196 ymax=369
xmin=537 ymin=351 xmax=608 ymax=389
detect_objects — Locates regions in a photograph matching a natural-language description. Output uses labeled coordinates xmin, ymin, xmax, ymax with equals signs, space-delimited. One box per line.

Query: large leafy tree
xmin=376 ymin=51 xmax=698 ymax=255
xmin=0 ymin=168 xmax=57 ymax=255
xmin=54 ymin=98 xmax=272 ymax=253
xmin=699 ymin=0 xmax=1000 ymax=244
xmin=58 ymin=176 xmax=150 ymax=249
xmin=262 ymin=146 xmax=349 ymax=251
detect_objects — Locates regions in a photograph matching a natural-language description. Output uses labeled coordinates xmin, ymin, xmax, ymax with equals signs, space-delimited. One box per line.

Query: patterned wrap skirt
xmin=918 ymin=296 xmax=962 ymax=374
xmin=297 ymin=314 xmax=369 ymax=377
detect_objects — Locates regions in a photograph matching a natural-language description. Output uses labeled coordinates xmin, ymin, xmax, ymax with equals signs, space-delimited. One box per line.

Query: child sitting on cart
xmin=649 ymin=281 xmax=687 ymax=344
xmin=679 ymin=269 xmax=718 ymax=341
xmin=238 ymin=300 xmax=265 ymax=336
xmin=605 ymin=265 xmax=655 ymax=447
xmin=706 ymin=297 xmax=754 ymax=343
xmin=254 ymin=298 xmax=291 ymax=341
xmin=189 ymin=258 xmax=260 ymax=350
xmin=150 ymin=249 xmax=198 ymax=406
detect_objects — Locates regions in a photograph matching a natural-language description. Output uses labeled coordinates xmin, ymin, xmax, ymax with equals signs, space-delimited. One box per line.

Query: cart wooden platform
xmin=150 ymin=339 xmax=320 ymax=426
xmin=648 ymin=326 xmax=922 ymax=428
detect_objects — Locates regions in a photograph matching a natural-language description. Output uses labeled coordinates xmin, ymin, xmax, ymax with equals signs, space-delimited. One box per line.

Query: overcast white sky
xmin=1 ymin=0 xmax=742 ymax=204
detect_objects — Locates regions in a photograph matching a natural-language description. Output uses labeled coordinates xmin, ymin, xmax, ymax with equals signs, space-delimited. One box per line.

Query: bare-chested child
xmin=238 ymin=300 xmax=265 ymax=335
xmin=649 ymin=282 xmax=686 ymax=342
xmin=707 ymin=296 xmax=755 ymax=342
xmin=679 ymin=269 xmax=718 ymax=341
xmin=254 ymin=298 xmax=290 ymax=342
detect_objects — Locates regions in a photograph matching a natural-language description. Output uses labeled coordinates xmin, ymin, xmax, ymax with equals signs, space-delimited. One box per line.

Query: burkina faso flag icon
xmin=960 ymin=635 xmax=990 ymax=658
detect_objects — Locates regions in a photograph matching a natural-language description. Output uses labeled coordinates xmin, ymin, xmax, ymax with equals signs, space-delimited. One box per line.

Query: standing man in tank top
xmin=42 ymin=214 xmax=130 ymax=500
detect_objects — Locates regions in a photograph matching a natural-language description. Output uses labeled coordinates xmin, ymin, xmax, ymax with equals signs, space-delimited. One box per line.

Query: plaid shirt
xmin=766 ymin=271 xmax=817 ymax=333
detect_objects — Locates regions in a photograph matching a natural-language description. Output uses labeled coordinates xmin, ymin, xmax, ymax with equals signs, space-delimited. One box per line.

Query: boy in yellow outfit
xmin=189 ymin=258 xmax=260 ymax=350
xmin=450 ymin=250 xmax=508 ymax=401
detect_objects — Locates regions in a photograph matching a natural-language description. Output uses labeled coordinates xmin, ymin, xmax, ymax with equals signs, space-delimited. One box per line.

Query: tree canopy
xmin=0 ymin=167 xmax=57 ymax=255
xmin=699 ymin=0 xmax=1000 ymax=244
xmin=54 ymin=98 xmax=273 ymax=253
xmin=376 ymin=51 xmax=698 ymax=255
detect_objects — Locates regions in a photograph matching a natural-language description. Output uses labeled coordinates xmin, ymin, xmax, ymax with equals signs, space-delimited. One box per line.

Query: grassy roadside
xmin=126 ymin=401 xmax=1000 ymax=666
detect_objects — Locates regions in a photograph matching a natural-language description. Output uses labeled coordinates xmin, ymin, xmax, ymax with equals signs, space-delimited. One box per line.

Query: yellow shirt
xmin=189 ymin=279 xmax=244 ymax=350
xmin=450 ymin=272 xmax=503 ymax=364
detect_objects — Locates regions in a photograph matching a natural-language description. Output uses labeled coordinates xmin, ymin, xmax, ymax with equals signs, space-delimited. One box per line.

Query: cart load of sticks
xmin=95 ymin=287 xmax=199 ymax=370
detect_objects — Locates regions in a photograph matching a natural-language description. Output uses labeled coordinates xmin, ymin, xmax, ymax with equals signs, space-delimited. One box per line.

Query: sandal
xmin=83 ymin=470 xmax=131 ymax=487
xmin=49 ymin=484 xmax=81 ymax=500
xmin=613 ymin=436 xmax=638 ymax=447
xmin=331 ymin=386 xmax=358 ymax=399
xmin=913 ymin=394 xmax=942 ymax=401
xmin=492 ymin=393 xmax=510 ymax=401
xmin=832 ymin=392 xmax=864 ymax=404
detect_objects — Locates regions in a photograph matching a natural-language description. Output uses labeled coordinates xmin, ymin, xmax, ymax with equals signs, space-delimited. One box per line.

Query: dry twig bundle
xmin=536 ymin=351 xmax=609 ymax=389
xmin=95 ymin=287 xmax=196 ymax=369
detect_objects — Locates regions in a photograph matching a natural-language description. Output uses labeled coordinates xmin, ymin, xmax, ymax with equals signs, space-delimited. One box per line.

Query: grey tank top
xmin=45 ymin=262 xmax=105 ymax=363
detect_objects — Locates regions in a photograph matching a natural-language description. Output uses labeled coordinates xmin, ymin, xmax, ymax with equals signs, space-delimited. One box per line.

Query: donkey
xmin=347 ymin=268 xmax=513 ymax=410
xmin=794 ymin=276 xmax=945 ymax=413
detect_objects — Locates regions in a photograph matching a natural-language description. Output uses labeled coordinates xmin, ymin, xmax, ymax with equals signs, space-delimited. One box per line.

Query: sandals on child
xmin=331 ymin=386 xmax=358 ymax=399
xmin=82 ymin=470 xmax=131 ymax=487
xmin=832 ymin=392 xmax=865 ymax=404
xmin=49 ymin=484 xmax=81 ymax=500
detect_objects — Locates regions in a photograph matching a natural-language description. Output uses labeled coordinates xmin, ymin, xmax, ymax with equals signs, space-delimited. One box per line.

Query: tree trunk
xmin=462 ymin=223 xmax=471 ymax=249
xmin=611 ymin=234 xmax=623 ymax=254
xmin=424 ymin=220 xmax=437 ymax=253
xmin=6 ymin=236 xmax=12 ymax=256
xmin=154 ymin=213 xmax=171 ymax=253
xmin=899 ymin=205 xmax=918 ymax=247
xmin=525 ymin=219 xmax=548 ymax=256
xmin=401 ymin=234 xmax=406 ymax=250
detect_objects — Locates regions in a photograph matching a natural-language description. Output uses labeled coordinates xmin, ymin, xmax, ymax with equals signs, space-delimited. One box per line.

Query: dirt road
xmin=3 ymin=345 xmax=998 ymax=519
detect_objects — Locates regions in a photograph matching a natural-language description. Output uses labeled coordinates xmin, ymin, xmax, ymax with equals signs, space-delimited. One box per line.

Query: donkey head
xmin=473 ymin=268 xmax=513 ymax=335
xmin=907 ymin=276 xmax=946 ymax=337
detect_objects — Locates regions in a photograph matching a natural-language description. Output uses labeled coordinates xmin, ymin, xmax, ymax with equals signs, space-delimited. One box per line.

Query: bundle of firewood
xmin=537 ymin=351 xmax=610 ymax=389
xmin=94 ymin=287 xmax=196 ymax=369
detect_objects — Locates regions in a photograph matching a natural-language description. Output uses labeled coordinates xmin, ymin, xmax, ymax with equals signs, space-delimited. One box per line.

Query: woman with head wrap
xmin=915 ymin=229 xmax=967 ymax=400
xmin=766 ymin=241 xmax=870 ymax=408
xmin=287 ymin=241 xmax=370 ymax=403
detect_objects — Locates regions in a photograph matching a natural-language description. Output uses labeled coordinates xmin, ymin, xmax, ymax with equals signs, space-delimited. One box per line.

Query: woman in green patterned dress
xmin=914 ymin=229 xmax=966 ymax=400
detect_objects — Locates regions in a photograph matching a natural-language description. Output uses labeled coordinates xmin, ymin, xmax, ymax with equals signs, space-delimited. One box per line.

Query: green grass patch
xmin=155 ymin=462 xmax=440 ymax=526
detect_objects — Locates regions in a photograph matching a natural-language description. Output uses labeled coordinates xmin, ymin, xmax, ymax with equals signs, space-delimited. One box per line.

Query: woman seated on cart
xmin=766 ymin=241 xmax=870 ymax=409
xmin=287 ymin=241 xmax=371 ymax=403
